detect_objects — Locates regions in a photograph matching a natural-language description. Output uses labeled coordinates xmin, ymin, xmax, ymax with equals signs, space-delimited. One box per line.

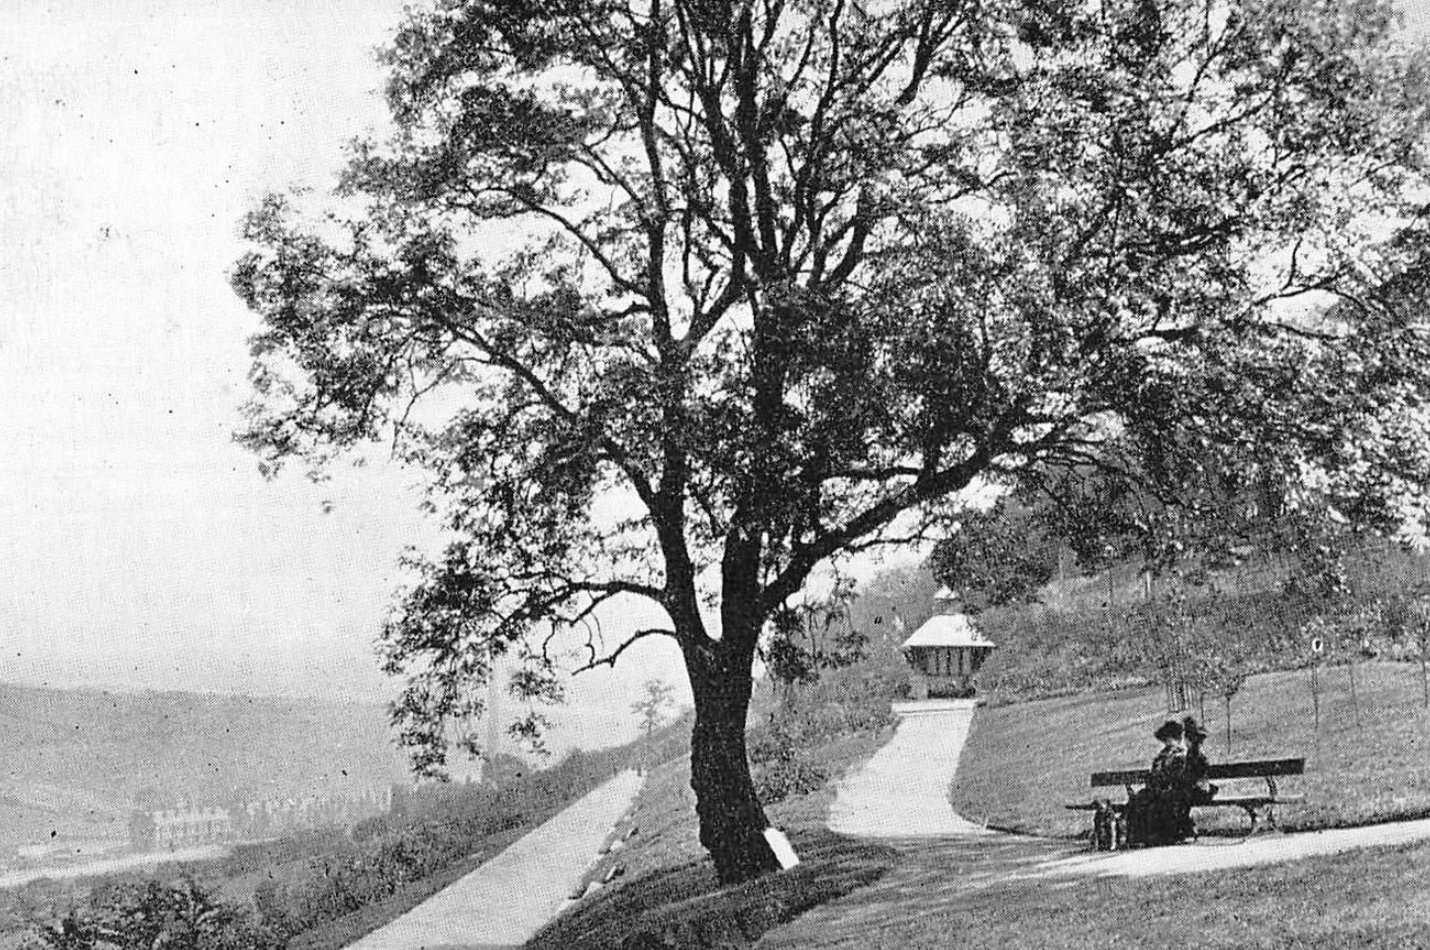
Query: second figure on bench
xmin=1176 ymin=716 xmax=1218 ymax=841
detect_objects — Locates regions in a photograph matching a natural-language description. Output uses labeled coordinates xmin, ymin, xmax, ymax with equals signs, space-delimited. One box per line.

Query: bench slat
xmin=1090 ymin=757 xmax=1304 ymax=788
xmin=1207 ymin=758 xmax=1305 ymax=780
xmin=1064 ymin=794 xmax=1305 ymax=811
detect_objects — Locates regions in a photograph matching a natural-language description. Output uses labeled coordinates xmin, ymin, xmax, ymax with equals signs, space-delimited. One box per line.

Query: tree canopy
xmin=233 ymin=0 xmax=1430 ymax=881
xmin=929 ymin=497 xmax=1061 ymax=610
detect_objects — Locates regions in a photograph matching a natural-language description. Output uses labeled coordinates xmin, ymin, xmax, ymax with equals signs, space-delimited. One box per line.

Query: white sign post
xmin=1310 ymin=637 xmax=1324 ymax=732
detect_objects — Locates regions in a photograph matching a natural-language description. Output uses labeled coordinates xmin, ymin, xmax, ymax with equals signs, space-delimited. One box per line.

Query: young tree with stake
xmin=233 ymin=0 xmax=1430 ymax=882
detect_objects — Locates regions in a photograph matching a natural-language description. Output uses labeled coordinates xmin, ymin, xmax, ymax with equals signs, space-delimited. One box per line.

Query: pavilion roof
xmin=900 ymin=613 xmax=996 ymax=650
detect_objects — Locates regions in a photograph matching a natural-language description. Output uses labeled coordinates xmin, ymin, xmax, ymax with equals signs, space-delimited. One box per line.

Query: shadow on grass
xmin=526 ymin=828 xmax=896 ymax=950
xmin=762 ymin=835 xmax=1430 ymax=950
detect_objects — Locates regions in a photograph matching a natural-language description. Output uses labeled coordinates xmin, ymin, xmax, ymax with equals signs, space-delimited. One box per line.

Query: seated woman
xmin=1125 ymin=719 xmax=1186 ymax=847
xmin=1176 ymin=716 xmax=1217 ymax=841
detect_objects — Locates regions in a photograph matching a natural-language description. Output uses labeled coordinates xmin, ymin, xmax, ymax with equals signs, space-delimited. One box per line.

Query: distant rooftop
xmin=900 ymin=613 xmax=996 ymax=650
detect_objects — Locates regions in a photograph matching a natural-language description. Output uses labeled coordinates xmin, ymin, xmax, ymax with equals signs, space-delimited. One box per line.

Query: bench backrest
xmin=1090 ymin=757 xmax=1305 ymax=788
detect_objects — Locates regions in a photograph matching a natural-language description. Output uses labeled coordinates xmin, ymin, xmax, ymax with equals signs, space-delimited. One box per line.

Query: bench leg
xmin=1239 ymin=804 xmax=1282 ymax=837
xmin=1092 ymin=808 xmax=1115 ymax=851
xmin=1241 ymin=804 xmax=1260 ymax=837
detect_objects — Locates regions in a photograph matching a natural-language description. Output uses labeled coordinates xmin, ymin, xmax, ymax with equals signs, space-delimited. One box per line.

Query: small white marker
xmin=764 ymin=827 xmax=800 ymax=869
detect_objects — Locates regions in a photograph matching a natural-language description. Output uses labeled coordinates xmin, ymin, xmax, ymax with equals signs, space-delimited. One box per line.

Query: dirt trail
xmin=344 ymin=769 xmax=644 ymax=950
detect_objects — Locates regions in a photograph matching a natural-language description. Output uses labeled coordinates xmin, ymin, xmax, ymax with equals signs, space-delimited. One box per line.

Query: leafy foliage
xmin=233 ymin=0 xmax=1430 ymax=879
xmin=762 ymin=578 xmax=869 ymax=696
xmin=929 ymin=498 xmax=1061 ymax=610
xmin=32 ymin=879 xmax=278 ymax=950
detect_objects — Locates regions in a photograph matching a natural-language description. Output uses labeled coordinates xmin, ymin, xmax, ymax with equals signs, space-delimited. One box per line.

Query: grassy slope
xmin=760 ymin=836 xmax=1430 ymax=949
xmin=538 ymin=664 xmax=1430 ymax=950
xmin=528 ymin=728 xmax=898 ymax=950
xmin=526 ymin=556 xmax=1430 ymax=949
xmin=953 ymin=661 xmax=1430 ymax=837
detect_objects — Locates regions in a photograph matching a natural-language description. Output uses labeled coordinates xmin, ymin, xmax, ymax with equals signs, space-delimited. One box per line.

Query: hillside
xmin=0 ymin=683 xmax=412 ymax=858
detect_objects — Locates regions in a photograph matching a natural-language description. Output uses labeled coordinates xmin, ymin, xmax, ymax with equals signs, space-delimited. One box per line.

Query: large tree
xmin=232 ymin=0 xmax=1430 ymax=882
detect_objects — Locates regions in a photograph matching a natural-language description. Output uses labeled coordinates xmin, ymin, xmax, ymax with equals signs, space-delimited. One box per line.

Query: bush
xmin=752 ymin=758 xmax=830 ymax=804
xmin=29 ymin=879 xmax=281 ymax=950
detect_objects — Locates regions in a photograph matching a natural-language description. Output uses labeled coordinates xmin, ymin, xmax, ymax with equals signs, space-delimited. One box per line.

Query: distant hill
xmin=0 ymin=683 xmax=412 ymax=856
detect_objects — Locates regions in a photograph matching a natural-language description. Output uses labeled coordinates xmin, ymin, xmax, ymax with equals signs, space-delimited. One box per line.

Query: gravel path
xmin=1030 ymin=817 xmax=1430 ymax=878
xmin=828 ymin=699 xmax=990 ymax=837
xmin=345 ymin=770 xmax=644 ymax=950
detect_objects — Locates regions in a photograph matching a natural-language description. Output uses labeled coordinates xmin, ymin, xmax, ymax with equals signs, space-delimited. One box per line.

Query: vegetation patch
xmin=18 ymin=738 xmax=661 ymax=950
xmin=968 ymin=540 xmax=1430 ymax=706
xmin=281 ymin=825 xmax=527 ymax=950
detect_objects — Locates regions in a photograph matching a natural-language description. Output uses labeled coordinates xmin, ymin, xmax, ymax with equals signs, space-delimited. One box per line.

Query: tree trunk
xmin=684 ymin=642 xmax=781 ymax=885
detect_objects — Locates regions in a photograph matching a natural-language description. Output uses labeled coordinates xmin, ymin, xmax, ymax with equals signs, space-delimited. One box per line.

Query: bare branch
xmin=573 ymin=626 xmax=677 ymax=674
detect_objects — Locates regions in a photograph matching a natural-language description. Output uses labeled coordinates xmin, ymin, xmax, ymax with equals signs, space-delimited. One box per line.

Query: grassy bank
xmin=529 ymin=725 xmax=897 ymax=950
xmin=760 ymin=835 xmax=1430 ymax=949
xmin=952 ymin=661 xmax=1430 ymax=837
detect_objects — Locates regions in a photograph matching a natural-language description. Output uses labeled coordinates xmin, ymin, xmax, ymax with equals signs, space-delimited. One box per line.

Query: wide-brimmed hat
xmin=1153 ymin=720 xmax=1184 ymax=742
xmin=1182 ymin=716 xmax=1208 ymax=741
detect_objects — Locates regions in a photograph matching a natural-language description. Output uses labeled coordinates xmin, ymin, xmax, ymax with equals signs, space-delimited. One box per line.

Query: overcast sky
xmin=2 ymin=0 xmax=1429 ymax=749
xmin=0 ymin=0 xmax=688 ymax=752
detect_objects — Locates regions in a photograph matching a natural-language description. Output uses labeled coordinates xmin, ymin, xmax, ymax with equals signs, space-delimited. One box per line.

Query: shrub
xmin=752 ymin=759 xmax=830 ymax=804
xmin=29 ymin=879 xmax=281 ymax=950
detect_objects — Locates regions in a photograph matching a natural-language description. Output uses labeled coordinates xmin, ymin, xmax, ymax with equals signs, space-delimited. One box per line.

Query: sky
xmin=3 ymin=0 xmax=1430 ymax=751
xmin=0 ymin=0 xmax=688 ymax=752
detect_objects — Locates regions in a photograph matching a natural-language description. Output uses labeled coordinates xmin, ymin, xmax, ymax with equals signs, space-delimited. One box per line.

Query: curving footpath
xmin=828 ymin=699 xmax=990 ymax=837
xmin=345 ymin=769 xmax=644 ymax=950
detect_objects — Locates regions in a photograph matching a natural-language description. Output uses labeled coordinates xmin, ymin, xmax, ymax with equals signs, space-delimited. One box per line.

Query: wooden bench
xmin=1066 ymin=757 xmax=1306 ymax=849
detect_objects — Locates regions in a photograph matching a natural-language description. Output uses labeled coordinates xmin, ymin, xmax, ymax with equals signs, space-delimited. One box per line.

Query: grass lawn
xmin=953 ymin=661 xmax=1430 ymax=838
xmin=528 ymin=729 xmax=898 ymax=950
xmin=758 ymin=835 xmax=1430 ymax=949
xmin=525 ymin=660 xmax=1430 ymax=949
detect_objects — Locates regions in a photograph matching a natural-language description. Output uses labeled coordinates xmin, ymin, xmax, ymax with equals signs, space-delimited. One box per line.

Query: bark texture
xmin=685 ymin=642 xmax=780 ymax=884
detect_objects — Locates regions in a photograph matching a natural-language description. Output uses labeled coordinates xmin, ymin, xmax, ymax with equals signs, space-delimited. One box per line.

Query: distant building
xmin=900 ymin=611 xmax=996 ymax=700
xmin=128 ymin=785 xmax=393 ymax=851
xmin=150 ymin=807 xmax=232 ymax=849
